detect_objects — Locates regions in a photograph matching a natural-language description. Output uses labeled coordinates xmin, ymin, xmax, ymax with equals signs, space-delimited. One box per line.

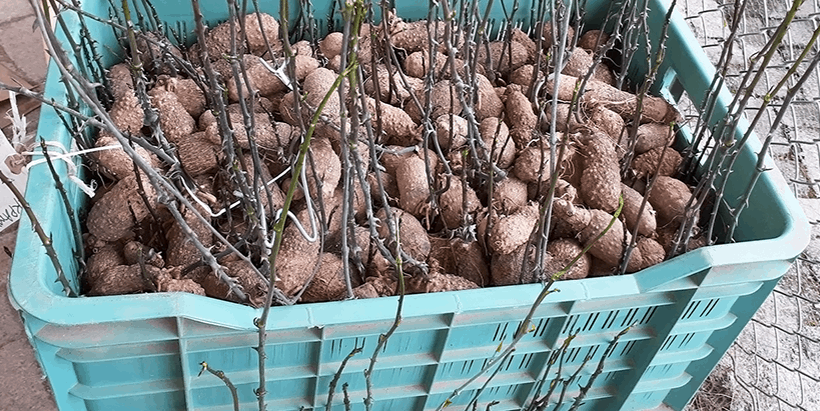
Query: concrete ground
xmin=0 ymin=224 xmax=57 ymax=411
xmin=0 ymin=2 xmax=58 ymax=411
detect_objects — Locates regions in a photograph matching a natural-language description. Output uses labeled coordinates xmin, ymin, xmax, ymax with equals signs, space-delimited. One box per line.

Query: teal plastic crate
xmin=8 ymin=0 xmax=810 ymax=410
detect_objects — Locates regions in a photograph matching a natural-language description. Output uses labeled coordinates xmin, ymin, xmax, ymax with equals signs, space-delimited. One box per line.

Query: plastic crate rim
xmin=8 ymin=240 xmax=790 ymax=330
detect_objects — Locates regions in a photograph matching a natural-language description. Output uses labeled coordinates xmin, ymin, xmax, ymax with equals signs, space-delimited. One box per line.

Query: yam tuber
xmin=579 ymin=136 xmax=622 ymax=213
xmin=505 ymin=86 xmax=538 ymax=131
xmin=493 ymin=177 xmax=530 ymax=214
xmin=546 ymin=75 xmax=679 ymax=124
xmin=632 ymin=146 xmax=682 ymax=179
xmin=633 ymin=123 xmax=673 ymax=154
xmin=546 ymin=238 xmax=591 ymax=280
xmin=395 ymin=155 xmax=432 ymax=218
xmin=489 ymin=203 xmax=539 ymax=255
xmin=300 ymin=253 xmax=349 ymax=303
xmin=274 ymin=208 xmax=322 ymax=298
xmin=439 ymin=177 xmax=481 ymax=228
xmin=435 ymin=114 xmax=469 ymax=150
xmin=620 ymin=183 xmax=657 ymax=237
xmin=86 ymin=174 xmax=157 ymax=242
xmin=647 ymin=176 xmax=692 ymax=227
xmin=578 ymin=30 xmax=610 ymax=52
xmin=552 ymin=198 xmax=642 ymax=272
xmin=479 ymin=117 xmax=516 ymax=169
xmin=376 ymin=208 xmax=431 ymax=263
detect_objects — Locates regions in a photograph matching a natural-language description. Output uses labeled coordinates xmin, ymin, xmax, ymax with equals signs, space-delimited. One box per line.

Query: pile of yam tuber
xmin=82 ymin=12 xmax=703 ymax=306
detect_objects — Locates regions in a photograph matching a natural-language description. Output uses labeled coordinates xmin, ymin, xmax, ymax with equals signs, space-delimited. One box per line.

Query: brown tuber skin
xmin=439 ymin=177 xmax=481 ymax=229
xmin=546 ymin=75 xmax=679 ymax=124
xmin=93 ymin=136 xmax=157 ymax=181
xmin=366 ymin=65 xmax=422 ymax=104
xmin=351 ymin=282 xmax=381 ymax=299
xmin=540 ymin=22 xmax=575 ymax=50
xmin=509 ymin=65 xmax=543 ymax=96
xmin=578 ymin=30 xmax=610 ymax=52
xmin=632 ymin=146 xmax=682 ymax=179
xmin=396 ymin=155 xmax=432 ymax=218
xmin=476 ymin=74 xmax=504 ymax=120
xmin=319 ymin=32 xmax=343 ymax=59
xmin=634 ymin=123 xmax=673 ymax=154
xmin=561 ymin=48 xmax=595 ymax=79
xmin=306 ymin=138 xmax=342 ymax=205
xmin=300 ymin=253 xmax=348 ymax=303
xmin=87 ymin=264 xmax=161 ymax=296
xmin=166 ymin=205 xmax=213 ymax=267
xmin=489 ymin=203 xmax=539 ymax=255
xmin=85 ymin=244 xmax=124 ymax=292
xmin=404 ymin=51 xmax=448 ymax=78
xmin=365 ymin=97 xmax=418 ymax=146
xmin=148 ymin=87 xmax=195 ymax=144
xmin=376 ymin=208 xmax=431 ymax=264
xmin=541 ymin=103 xmax=584 ymax=133
xmin=479 ymin=117 xmax=516 ymax=169
xmin=579 ymin=136 xmax=622 ymax=213
xmin=86 ymin=174 xmax=157 ymax=242
xmin=435 ymin=114 xmax=469 ymax=150
xmin=407 ymin=80 xmax=461 ymax=123
xmin=493 ymin=177 xmax=530 ymax=214
xmin=636 ymin=237 xmax=665 ymax=270
xmin=379 ymin=145 xmax=433 ymax=177
xmin=552 ymin=199 xmax=642 ymax=272
xmin=156 ymin=276 xmax=206 ymax=296
xmin=203 ymin=111 xmax=284 ymax=150
xmin=274 ymin=209 xmax=322 ymax=298
xmin=243 ymin=13 xmax=280 ymax=56
xmin=291 ymin=40 xmax=313 ymax=57
xmin=589 ymin=106 xmax=625 ymax=144
xmin=103 ymin=65 xmax=143 ymax=137
xmin=510 ymin=127 xmax=536 ymax=149
xmin=390 ymin=20 xmax=452 ymax=54
xmin=450 ymin=240 xmax=490 ymax=287
xmin=620 ymin=183 xmax=657 ymax=237
xmin=428 ymin=237 xmax=490 ymax=287
xmin=648 ymin=176 xmax=692 ymax=227
xmin=477 ymin=41 xmax=529 ymax=75
xmin=368 ymin=171 xmax=400 ymax=204
xmin=123 ymin=241 xmax=164 ymax=267
xmin=513 ymin=138 xmax=575 ymax=184
xmin=490 ymin=243 xmax=535 ymax=285
xmin=505 ymin=86 xmax=537 ymax=131
xmin=302 ymin=67 xmax=342 ymax=123
xmin=195 ymin=260 xmax=268 ymax=306
xmin=156 ymin=76 xmax=207 ymax=118
xmin=511 ymin=28 xmax=537 ymax=62
xmin=419 ymin=272 xmax=480 ymax=293
xmin=529 ymin=178 xmax=578 ymax=206
xmin=177 ymin=132 xmax=221 ymax=177
xmin=656 ymin=225 xmax=707 ymax=255
xmin=546 ymin=238 xmax=591 ymax=280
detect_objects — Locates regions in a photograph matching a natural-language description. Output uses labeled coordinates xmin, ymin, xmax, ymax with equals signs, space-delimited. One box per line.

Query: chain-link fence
xmin=681 ymin=1 xmax=820 ymax=410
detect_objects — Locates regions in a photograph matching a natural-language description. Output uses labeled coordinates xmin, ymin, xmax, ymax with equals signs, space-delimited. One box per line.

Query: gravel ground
xmin=682 ymin=1 xmax=820 ymax=410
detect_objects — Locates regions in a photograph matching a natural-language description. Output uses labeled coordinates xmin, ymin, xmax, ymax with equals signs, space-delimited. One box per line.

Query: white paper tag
xmin=0 ymin=129 xmax=28 ymax=231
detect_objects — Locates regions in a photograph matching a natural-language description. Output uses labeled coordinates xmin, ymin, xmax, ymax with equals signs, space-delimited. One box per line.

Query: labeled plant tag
xmin=0 ymin=129 xmax=28 ymax=231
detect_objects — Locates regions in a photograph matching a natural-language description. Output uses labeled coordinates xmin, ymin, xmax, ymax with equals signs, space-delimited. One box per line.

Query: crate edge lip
xmin=8 ymin=221 xmax=804 ymax=332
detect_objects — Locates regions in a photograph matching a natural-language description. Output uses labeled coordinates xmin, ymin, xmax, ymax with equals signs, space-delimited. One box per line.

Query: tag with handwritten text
xmin=0 ymin=129 xmax=28 ymax=231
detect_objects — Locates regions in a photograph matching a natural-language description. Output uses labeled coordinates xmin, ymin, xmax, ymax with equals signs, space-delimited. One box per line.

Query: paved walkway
xmin=0 ymin=1 xmax=57 ymax=409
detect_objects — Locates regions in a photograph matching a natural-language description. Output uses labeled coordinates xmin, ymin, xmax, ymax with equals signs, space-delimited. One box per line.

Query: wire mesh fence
xmin=681 ymin=1 xmax=820 ymax=410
